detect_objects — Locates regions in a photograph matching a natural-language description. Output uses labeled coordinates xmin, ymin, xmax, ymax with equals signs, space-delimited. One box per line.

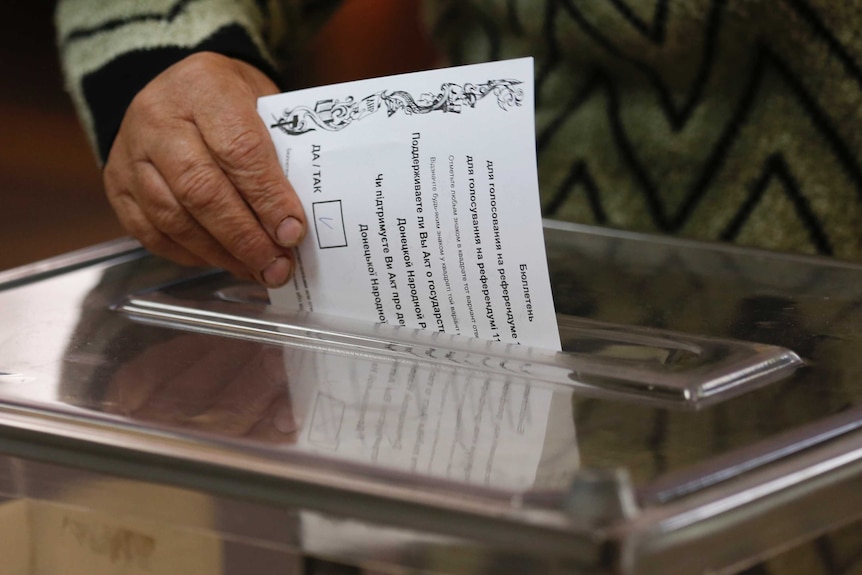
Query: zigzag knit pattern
xmin=427 ymin=0 xmax=862 ymax=261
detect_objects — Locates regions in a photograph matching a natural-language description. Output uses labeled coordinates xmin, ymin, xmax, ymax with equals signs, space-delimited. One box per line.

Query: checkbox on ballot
xmin=312 ymin=200 xmax=348 ymax=249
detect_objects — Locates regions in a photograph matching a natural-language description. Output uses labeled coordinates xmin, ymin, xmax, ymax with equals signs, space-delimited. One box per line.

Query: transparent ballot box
xmin=2 ymin=220 xmax=862 ymax=574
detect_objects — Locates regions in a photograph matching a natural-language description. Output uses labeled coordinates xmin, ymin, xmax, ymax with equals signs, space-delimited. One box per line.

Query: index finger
xmin=148 ymin=126 xmax=294 ymax=287
xmin=198 ymin=90 xmax=307 ymax=250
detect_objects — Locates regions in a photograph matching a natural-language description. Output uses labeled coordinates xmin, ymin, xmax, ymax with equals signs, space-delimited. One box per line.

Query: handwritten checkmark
xmin=318 ymin=216 xmax=335 ymax=229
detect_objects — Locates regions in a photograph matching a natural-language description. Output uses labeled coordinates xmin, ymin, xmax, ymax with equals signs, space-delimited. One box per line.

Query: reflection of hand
xmin=105 ymin=335 xmax=297 ymax=443
xmin=103 ymin=52 xmax=305 ymax=288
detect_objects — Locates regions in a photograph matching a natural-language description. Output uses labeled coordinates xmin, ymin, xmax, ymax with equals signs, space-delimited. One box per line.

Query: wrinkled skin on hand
xmin=104 ymin=52 xmax=305 ymax=288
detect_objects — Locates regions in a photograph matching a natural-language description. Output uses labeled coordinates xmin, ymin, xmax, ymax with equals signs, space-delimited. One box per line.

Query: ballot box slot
xmin=115 ymin=273 xmax=802 ymax=409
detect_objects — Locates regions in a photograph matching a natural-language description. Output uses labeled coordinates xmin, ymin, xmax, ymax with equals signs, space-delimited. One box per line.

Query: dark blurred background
xmin=0 ymin=2 xmax=123 ymax=272
xmin=0 ymin=0 xmax=434 ymax=272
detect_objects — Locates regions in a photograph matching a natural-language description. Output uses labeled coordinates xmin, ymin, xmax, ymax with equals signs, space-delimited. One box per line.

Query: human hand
xmin=103 ymin=52 xmax=304 ymax=287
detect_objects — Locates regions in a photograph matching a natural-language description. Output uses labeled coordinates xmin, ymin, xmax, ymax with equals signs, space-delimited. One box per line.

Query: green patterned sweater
xmin=55 ymin=0 xmax=862 ymax=261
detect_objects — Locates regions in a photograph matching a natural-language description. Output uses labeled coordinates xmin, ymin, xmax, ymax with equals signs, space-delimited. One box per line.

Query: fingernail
xmin=262 ymin=256 xmax=292 ymax=288
xmin=276 ymin=217 xmax=303 ymax=247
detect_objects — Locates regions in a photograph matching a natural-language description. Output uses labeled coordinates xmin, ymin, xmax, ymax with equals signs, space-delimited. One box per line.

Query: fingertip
xmin=261 ymin=255 xmax=293 ymax=288
xmin=275 ymin=216 xmax=304 ymax=247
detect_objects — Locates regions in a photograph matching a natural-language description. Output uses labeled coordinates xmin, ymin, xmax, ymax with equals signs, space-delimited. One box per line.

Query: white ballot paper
xmin=259 ymin=57 xmax=561 ymax=351
xmin=258 ymin=60 xmax=576 ymax=498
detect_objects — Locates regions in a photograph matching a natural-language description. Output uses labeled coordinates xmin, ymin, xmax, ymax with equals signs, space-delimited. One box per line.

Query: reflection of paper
xmin=286 ymin=347 xmax=580 ymax=559
xmin=259 ymin=58 xmax=561 ymax=352
xmin=285 ymin=348 xmax=560 ymax=490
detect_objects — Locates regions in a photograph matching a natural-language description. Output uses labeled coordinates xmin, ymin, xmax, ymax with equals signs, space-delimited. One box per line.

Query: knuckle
xmin=103 ymin=171 xmax=125 ymax=203
xmin=217 ymin=127 xmax=268 ymax=170
xmin=226 ymin=227 xmax=271 ymax=262
xmin=150 ymin=201 xmax=195 ymax=238
xmin=180 ymin=52 xmax=223 ymax=77
xmin=174 ymin=159 xmax=223 ymax=213
xmin=103 ymin=160 xmax=121 ymax=185
xmin=103 ymin=156 xmax=134 ymax=196
xmin=127 ymin=87 xmax=165 ymax=123
xmin=265 ymin=187 xmax=292 ymax=216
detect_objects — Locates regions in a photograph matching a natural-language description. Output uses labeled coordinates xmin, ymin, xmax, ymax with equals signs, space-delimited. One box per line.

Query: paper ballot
xmin=259 ymin=57 xmax=561 ymax=352
xmin=259 ymin=59 xmax=577 ymax=493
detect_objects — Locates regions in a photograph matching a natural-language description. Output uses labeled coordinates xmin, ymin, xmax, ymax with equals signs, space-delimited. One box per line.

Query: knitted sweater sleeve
xmin=55 ymin=0 xmax=339 ymax=164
